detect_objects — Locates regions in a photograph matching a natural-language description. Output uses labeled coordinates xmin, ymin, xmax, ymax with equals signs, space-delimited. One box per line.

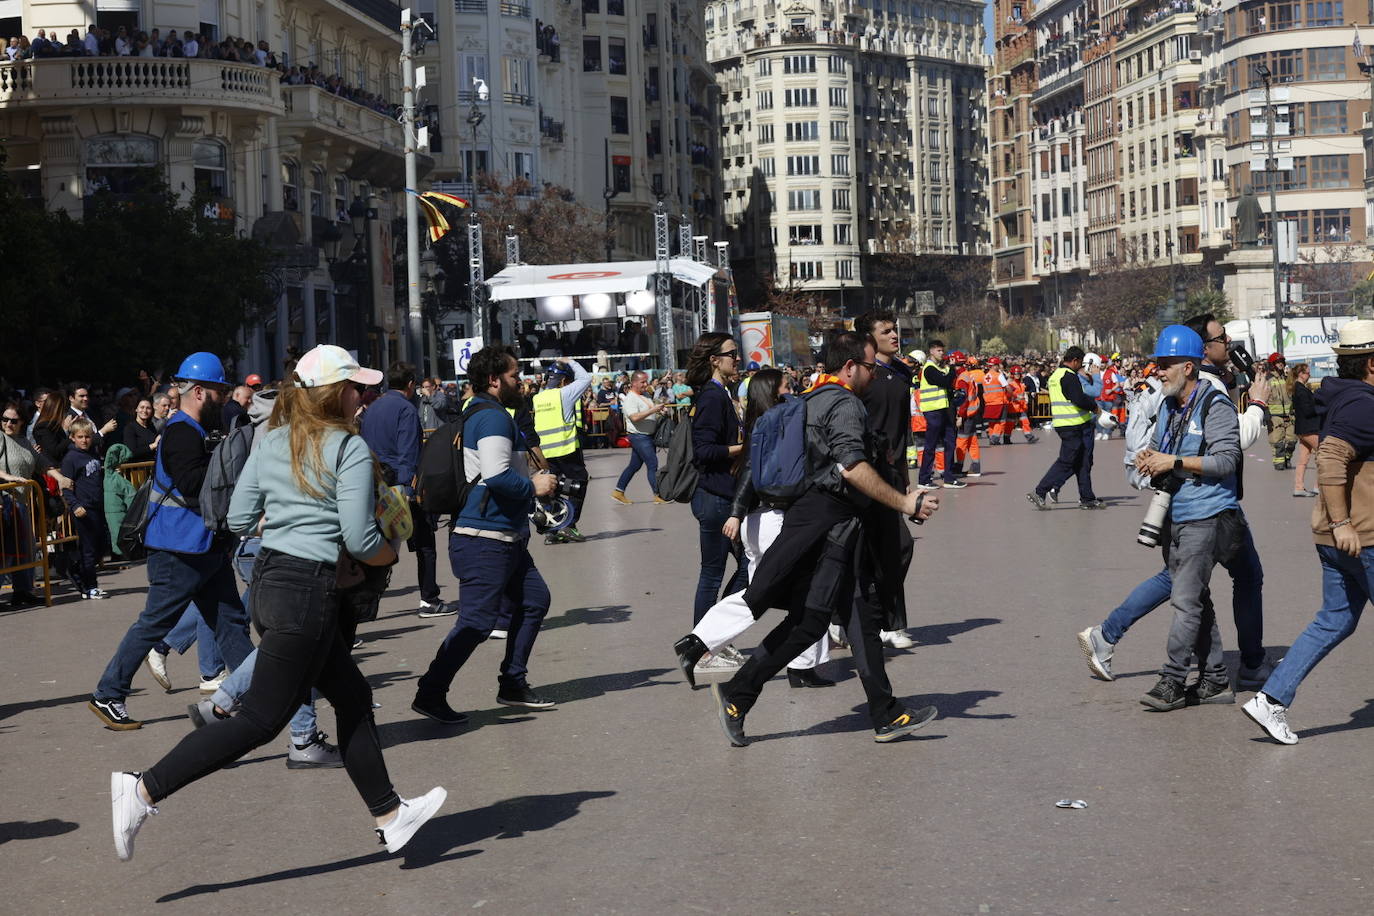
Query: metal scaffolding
xmin=654 ymin=202 xmax=675 ymax=368
xmin=693 ymin=235 xmax=710 ymax=335
xmin=467 ymin=217 xmax=486 ymax=342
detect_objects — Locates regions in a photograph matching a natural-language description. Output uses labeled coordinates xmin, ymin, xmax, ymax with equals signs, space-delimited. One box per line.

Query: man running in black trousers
xmin=714 ymin=332 xmax=941 ymax=747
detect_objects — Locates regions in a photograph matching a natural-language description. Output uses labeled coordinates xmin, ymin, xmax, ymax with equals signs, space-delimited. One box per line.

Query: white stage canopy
xmin=485 ymin=259 xmax=718 ymax=302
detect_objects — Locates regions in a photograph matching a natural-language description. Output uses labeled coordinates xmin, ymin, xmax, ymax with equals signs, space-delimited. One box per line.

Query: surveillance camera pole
xmin=401 ymin=8 xmax=422 ymax=371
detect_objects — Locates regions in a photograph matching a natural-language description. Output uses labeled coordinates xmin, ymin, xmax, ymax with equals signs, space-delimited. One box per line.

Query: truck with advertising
xmin=1224 ymin=315 xmax=1356 ymax=377
xmin=739 ymin=312 xmax=812 ymax=368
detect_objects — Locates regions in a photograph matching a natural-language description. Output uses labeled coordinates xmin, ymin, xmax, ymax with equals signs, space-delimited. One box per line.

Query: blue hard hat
xmin=1152 ymin=325 xmax=1205 ymax=361
xmin=746 ymin=360 xmax=761 ymax=371
xmin=174 ymin=351 xmax=227 ymax=386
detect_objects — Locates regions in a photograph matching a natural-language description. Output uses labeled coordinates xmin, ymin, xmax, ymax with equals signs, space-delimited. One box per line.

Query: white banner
xmin=451 ymin=337 xmax=481 ymax=375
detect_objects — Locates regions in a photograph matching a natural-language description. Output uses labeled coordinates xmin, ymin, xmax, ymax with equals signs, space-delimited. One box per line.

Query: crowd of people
xmin=2 ymin=311 xmax=1373 ymax=863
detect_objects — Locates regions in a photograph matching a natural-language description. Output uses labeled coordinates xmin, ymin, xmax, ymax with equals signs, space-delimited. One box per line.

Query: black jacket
xmin=1293 ymin=381 xmax=1320 ymax=436
xmin=122 ymin=420 xmax=158 ymax=463
xmin=862 ymin=357 xmax=914 ymax=484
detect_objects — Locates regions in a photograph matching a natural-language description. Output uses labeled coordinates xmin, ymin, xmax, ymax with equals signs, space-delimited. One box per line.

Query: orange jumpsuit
xmin=981 ymin=368 xmax=1009 ymax=438
xmin=954 ymin=368 xmax=983 ymax=472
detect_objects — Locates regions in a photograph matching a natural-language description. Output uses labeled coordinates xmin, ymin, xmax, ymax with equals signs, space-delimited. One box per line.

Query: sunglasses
xmin=1204 ymin=333 xmax=1229 ymax=344
xmin=715 ymin=349 xmax=740 ymax=359
xmin=0 ymin=416 xmax=20 ymax=423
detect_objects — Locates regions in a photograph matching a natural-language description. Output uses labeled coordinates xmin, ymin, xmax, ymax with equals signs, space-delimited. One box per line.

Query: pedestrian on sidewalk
xmin=611 ymin=371 xmax=671 ymax=505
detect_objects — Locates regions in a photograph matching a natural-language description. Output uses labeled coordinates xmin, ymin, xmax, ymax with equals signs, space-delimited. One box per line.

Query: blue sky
xmin=983 ymin=1 xmax=995 ymax=54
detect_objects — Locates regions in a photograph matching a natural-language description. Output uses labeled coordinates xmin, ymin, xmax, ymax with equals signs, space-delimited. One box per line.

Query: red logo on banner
xmin=547 ymin=271 xmax=620 ymax=280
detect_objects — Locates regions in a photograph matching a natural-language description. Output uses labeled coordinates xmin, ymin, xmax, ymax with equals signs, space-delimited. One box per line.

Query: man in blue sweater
xmin=361 ymin=362 xmax=454 ymax=618
xmin=410 ymin=347 xmax=559 ymax=725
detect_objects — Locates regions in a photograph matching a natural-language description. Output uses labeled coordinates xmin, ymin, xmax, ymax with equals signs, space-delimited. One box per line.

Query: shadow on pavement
xmin=0 ymin=818 xmax=79 ymax=844
xmin=905 ymin=617 xmax=1001 ymax=647
xmin=577 ymin=527 xmax=662 ymax=542
xmin=0 ymin=692 xmax=89 ymax=723
xmin=356 ymin=624 xmax=430 ymax=643
xmin=541 ymin=604 xmax=632 ymax=631
xmin=1287 ymin=698 xmax=1374 ymax=741
xmin=744 ymin=689 xmax=1009 ymax=744
xmin=157 ymin=790 xmax=616 ymax=899
xmin=539 ymin=667 xmax=676 ymax=704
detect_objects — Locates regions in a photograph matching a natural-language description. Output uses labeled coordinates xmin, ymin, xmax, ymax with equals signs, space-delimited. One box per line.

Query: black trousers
xmin=546 ymin=451 xmax=589 ymax=525
xmin=408 ymin=500 xmax=440 ymax=602
xmin=142 ymin=549 xmax=400 ymax=817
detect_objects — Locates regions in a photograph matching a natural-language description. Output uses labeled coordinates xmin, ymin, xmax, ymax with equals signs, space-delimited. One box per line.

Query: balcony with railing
xmin=0 ymin=57 xmax=282 ymax=115
xmin=279 ymin=84 xmax=406 ymax=183
xmin=499 ymin=0 xmax=531 ymax=17
xmin=455 ymin=0 xmax=486 ymax=11
xmin=540 ymin=116 xmax=565 ymax=142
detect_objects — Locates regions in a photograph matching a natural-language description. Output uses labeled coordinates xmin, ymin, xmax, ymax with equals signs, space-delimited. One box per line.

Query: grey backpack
xmin=199 ymin=423 xmax=255 ymax=533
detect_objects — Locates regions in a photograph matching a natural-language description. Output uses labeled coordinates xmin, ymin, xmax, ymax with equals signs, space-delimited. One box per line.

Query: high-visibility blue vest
xmin=145 ymin=412 xmax=215 ymax=554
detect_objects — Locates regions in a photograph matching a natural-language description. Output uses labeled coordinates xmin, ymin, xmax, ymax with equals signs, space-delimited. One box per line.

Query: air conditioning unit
xmin=1188 ymin=49 xmax=1201 ymax=62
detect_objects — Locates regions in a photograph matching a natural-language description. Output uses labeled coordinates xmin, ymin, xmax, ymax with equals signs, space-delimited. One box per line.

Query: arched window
xmin=282 ymin=158 xmax=301 ymax=211
xmin=193 ymin=139 xmax=229 ymax=197
xmin=85 ymin=135 xmax=159 ymax=196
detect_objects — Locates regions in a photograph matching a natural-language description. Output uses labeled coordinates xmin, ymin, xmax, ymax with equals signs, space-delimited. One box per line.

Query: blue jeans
xmin=1262 ymin=545 xmax=1374 ymax=707
xmin=159 ymin=604 xmax=226 ymax=679
xmin=1036 ymin=423 xmax=1096 ymax=501
xmin=615 ymin=433 xmax=660 ymax=495
xmin=95 ymin=548 xmax=253 ymax=701
xmin=691 ymin=488 xmax=748 ymax=624
xmin=215 ymin=647 xmax=316 ymax=738
xmin=919 ymin=409 xmax=957 ymax=485
xmin=415 ymin=533 xmax=551 ymax=697
xmin=1099 ymin=526 xmax=1265 ymax=670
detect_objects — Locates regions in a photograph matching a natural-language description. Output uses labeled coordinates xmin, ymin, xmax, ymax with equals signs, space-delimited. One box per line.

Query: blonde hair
xmin=68 ymin=417 xmax=96 ymax=439
xmin=1286 ymin=362 xmax=1309 ymax=397
xmin=268 ymin=380 xmax=361 ymax=500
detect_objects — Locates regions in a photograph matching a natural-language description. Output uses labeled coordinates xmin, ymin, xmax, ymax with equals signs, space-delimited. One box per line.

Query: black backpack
xmin=416 ymin=399 xmax=503 ymax=515
xmin=656 ymin=408 xmax=699 ymax=503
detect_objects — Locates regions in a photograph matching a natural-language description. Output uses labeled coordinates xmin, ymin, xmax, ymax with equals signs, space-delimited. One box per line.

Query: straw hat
xmin=1333 ymin=319 xmax=1374 ymax=355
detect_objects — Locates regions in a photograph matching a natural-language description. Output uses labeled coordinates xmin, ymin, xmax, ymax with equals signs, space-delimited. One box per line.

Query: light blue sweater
xmin=228 ymin=427 xmax=385 ymax=565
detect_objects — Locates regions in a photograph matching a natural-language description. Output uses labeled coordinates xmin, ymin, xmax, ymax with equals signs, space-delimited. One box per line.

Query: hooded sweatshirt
xmin=103 ymin=442 xmax=138 ymax=554
xmin=1311 ymin=376 xmax=1374 ymax=549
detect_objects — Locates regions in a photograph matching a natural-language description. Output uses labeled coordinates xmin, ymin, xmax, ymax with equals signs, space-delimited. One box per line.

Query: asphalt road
xmin=2 ymin=435 xmax=1368 ymax=915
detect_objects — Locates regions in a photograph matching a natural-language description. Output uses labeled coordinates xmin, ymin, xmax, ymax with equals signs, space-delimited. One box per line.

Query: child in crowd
xmin=61 ymin=419 xmax=108 ymax=599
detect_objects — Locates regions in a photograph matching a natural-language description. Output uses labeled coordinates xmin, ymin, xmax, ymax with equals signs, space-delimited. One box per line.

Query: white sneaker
xmin=111 ymin=771 xmax=157 ymax=861
xmin=85 ymin=588 xmax=109 ymax=599
xmin=828 ymin=623 xmax=850 ymax=650
xmin=488 ymin=629 xmax=508 ymax=640
xmin=694 ymin=652 xmax=743 ymax=673
xmin=1242 ymin=694 xmax=1299 ymax=745
xmin=880 ymin=630 xmax=915 ymax=649
xmin=199 ymin=671 xmax=227 ymax=693
xmin=1076 ymin=625 xmax=1115 ymax=681
xmin=145 ymin=648 xmax=172 ymax=692
xmin=376 ymin=787 xmax=447 ymax=853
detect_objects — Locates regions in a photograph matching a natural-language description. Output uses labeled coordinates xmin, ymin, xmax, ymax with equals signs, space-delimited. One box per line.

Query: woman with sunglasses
xmin=685 ymin=332 xmax=749 ymax=665
xmin=0 ymin=404 xmax=70 ymax=607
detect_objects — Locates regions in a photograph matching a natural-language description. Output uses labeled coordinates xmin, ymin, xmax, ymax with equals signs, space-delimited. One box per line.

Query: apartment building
xmin=418 ymin=0 xmax=719 ymax=262
xmin=0 ymin=0 xmax=416 ymax=375
xmin=989 ymin=0 xmax=1039 ymax=313
xmin=706 ymin=0 xmax=987 ymax=313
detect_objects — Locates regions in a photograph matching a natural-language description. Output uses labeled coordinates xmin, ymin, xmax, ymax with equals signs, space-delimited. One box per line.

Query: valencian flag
xmin=404 ymin=189 xmax=469 ymax=243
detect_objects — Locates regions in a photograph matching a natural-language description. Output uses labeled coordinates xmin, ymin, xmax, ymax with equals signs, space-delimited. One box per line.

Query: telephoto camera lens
xmin=1137 ymin=488 xmax=1172 ymax=547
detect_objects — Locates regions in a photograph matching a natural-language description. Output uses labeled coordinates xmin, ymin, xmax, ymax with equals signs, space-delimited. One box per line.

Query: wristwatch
xmin=1173 ymin=457 xmax=1184 ymax=472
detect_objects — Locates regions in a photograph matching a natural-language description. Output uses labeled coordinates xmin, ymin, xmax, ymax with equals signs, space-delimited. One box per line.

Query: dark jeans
xmin=415 ymin=533 xmax=551 ymax=698
xmin=1036 ymin=423 xmax=1096 ymax=501
xmin=142 ymin=549 xmax=399 ymax=817
xmin=615 ymin=433 xmax=659 ymax=495
xmin=408 ymin=500 xmax=440 ymax=603
xmin=918 ymin=409 xmax=957 ymax=485
xmin=546 ymin=451 xmax=589 ymax=525
xmin=95 ymin=548 xmax=253 ymax=701
xmin=692 ymin=488 xmax=747 ymax=624
xmin=72 ymin=508 xmax=106 ymax=590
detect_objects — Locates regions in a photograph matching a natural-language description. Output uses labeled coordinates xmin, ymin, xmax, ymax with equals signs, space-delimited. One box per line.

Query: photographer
xmin=411 ymin=347 xmax=559 ymax=726
xmin=1131 ymin=326 xmax=1245 ymax=711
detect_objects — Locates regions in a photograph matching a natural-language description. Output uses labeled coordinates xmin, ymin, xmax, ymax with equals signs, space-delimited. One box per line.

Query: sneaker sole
xmin=874 ymin=706 xmax=939 ymax=743
xmin=1075 ymin=629 xmax=1114 ymax=681
xmin=286 ymin=756 xmax=346 ymax=770
xmin=1140 ymin=695 xmax=1186 ymax=711
xmin=417 ymin=610 xmax=458 ymax=618
xmin=1242 ymin=701 xmax=1299 ymax=745
xmin=410 ymin=701 xmax=469 ymax=725
xmin=143 ymin=655 xmax=172 ymax=692
xmin=1188 ymin=690 xmax=1236 ymax=706
xmin=382 ymin=787 xmax=448 ymax=853
xmin=496 ymin=697 xmax=557 ymax=710
xmin=89 ymin=700 xmax=141 ymax=730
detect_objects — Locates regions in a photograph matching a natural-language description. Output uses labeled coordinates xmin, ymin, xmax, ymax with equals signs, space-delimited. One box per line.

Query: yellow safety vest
xmin=918 ymin=360 xmax=949 ymax=411
xmin=1048 ymin=367 xmax=1093 ymax=428
xmin=533 ymin=388 xmax=578 ymax=458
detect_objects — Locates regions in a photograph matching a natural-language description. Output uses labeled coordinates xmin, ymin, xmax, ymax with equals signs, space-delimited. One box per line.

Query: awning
xmin=485 ymin=259 xmax=719 ymax=302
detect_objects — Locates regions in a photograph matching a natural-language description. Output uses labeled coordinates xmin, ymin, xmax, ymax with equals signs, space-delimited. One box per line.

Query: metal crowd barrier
xmin=0 ymin=479 xmax=54 ymax=606
xmin=1030 ymin=392 xmax=1052 ymax=424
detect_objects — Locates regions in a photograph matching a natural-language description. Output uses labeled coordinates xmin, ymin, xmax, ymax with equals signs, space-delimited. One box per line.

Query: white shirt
xmin=183 ymin=38 xmax=199 ymax=57
xmin=84 ymin=32 xmax=98 ymax=55
xmin=619 ymin=391 xmax=659 ymax=436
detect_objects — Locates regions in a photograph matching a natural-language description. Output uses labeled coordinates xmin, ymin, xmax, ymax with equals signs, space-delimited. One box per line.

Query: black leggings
xmin=142 ymin=548 xmax=400 ymax=817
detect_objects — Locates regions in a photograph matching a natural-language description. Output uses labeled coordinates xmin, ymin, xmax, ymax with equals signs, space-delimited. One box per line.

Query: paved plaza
xmin=2 ymin=440 xmax=1370 ymax=915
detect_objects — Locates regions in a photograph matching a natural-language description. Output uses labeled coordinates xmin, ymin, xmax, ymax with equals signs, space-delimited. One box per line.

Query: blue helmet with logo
xmin=174 ymin=351 xmax=227 ymax=386
xmin=1152 ymin=325 xmax=1204 ymax=361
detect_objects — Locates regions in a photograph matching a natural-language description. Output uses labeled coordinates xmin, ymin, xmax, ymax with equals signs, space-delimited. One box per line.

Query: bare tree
xmin=472 ymin=174 xmax=610 ymax=270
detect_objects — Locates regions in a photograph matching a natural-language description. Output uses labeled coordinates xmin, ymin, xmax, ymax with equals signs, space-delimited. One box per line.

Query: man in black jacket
xmin=712 ymin=332 xmax=940 ymax=747
xmin=1029 ymin=347 xmax=1104 ymax=509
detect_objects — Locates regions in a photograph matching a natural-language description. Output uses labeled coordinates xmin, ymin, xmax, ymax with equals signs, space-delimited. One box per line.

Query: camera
xmin=529 ymin=474 xmax=585 ymax=534
xmin=1136 ymin=472 xmax=1182 ymax=548
xmin=553 ymin=475 xmax=586 ymax=502
xmin=1227 ymin=341 xmax=1255 ymax=380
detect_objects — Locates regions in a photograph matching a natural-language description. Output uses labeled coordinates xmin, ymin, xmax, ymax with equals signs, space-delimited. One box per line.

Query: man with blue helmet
xmin=532 ymin=357 xmax=591 ymax=543
xmin=88 ymin=352 xmax=254 ymax=730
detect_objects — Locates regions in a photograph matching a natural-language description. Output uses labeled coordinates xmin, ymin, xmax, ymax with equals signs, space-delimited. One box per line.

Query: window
xmin=783 ymin=54 xmax=816 ymax=74
xmin=756 ymin=58 xmax=772 ymax=76
xmin=1305 ymin=0 xmax=1342 ymax=26
xmin=308 ymin=166 xmax=325 ymax=216
xmin=788 ymin=189 xmax=822 ymax=210
xmin=1309 ymin=100 xmax=1346 ymax=134
xmin=760 ymin=157 xmax=775 ymax=176
xmin=928 ymin=129 xmax=940 ymax=149
xmin=757 ymin=90 xmax=773 ymax=109
xmin=789 ymin=224 xmax=823 ymax=244
xmin=787 ymin=155 xmax=820 ymax=175
xmin=785 ymin=121 xmax=819 ymax=141
xmin=511 ymin=151 xmax=534 ymax=181
xmin=834 ymin=223 xmax=852 ymax=244
xmin=929 ymin=158 xmax=941 ymax=181
xmin=612 ymin=162 xmax=631 ymax=192
xmin=1313 ymin=208 xmax=1351 ymax=241
xmin=790 ymin=260 xmax=823 ymax=279
xmin=607 ymin=0 xmax=624 ymax=13
xmin=1308 ymin=47 xmax=1344 ymax=80
xmin=828 ymin=87 xmax=847 ymax=107
xmin=282 ymin=159 xmax=300 ymax=211
xmin=583 ymin=36 xmax=601 ymax=71
xmin=199 ymin=0 xmax=221 ymax=42
xmin=758 ymin=123 xmax=775 ymax=144
xmin=784 ymin=88 xmax=817 ymax=107
xmin=610 ymin=96 xmax=629 ymax=133
xmin=831 ymin=153 xmax=850 ymax=175
xmin=461 ymin=53 xmax=489 ymax=99
xmin=193 ymin=139 xmax=228 ymax=197
xmin=832 ymin=188 xmax=851 ymax=210
xmin=583 ymin=0 xmax=598 ymax=11
xmin=1310 ymin=154 xmax=1349 ymax=188
xmin=830 ymin=120 xmax=849 ymax=141
xmin=828 ymin=54 xmax=846 ymax=73
xmin=836 ymin=259 xmax=855 ymax=280
xmin=608 ymin=37 xmax=626 ymax=74
xmin=334 ymin=177 xmax=348 ymax=221
xmin=503 ymin=58 xmax=532 ymax=102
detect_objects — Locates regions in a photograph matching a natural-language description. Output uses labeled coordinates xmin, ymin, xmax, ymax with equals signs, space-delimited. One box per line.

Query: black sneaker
xmin=496 ymin=685 xmax=557 ymax=709
xmin=8 ymin=591 xmax=43 ymax=609
xmin=717 ymin=692 xmax=749 ymax=747
xmin=874 ymin=705 xmax=938 ymax=743
xmin=563 ymin=526 xmax=586 ymax=543
xmin=941 ymin=479 xmax=968 ymax=489
xmin=88 ymin=696 xmax=142 ymax=730
xmin=543 ymin=532 xmax=567 ymax=546
xmin=1026 ymin=491 xmax=1049 ymax=510
xmin=410 ymin=695 xmax=469 ymax=725
xmin=1141 ymin=676 xmax=1187 ymax=711
xmin=1187 ymin=679 xmax=1235 ymax=706
xmin=1079 ymin=498 xmax=1106 ymax=510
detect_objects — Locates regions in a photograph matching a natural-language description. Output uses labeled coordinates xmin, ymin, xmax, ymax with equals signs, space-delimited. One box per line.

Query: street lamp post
xmin=466 ymin=100 xmax=487 ymax=342
xmin=347 ymin=196 xmax=375 ymax=364
xmin=1255 ymin=62 xmax=1286 ymax=356
xmin=320 ymin=222 xmax=343 ymax=343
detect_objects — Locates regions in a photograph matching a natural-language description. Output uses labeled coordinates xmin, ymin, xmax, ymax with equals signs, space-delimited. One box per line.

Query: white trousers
xmin=690 ymin=508 xmax=830 ymax=669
